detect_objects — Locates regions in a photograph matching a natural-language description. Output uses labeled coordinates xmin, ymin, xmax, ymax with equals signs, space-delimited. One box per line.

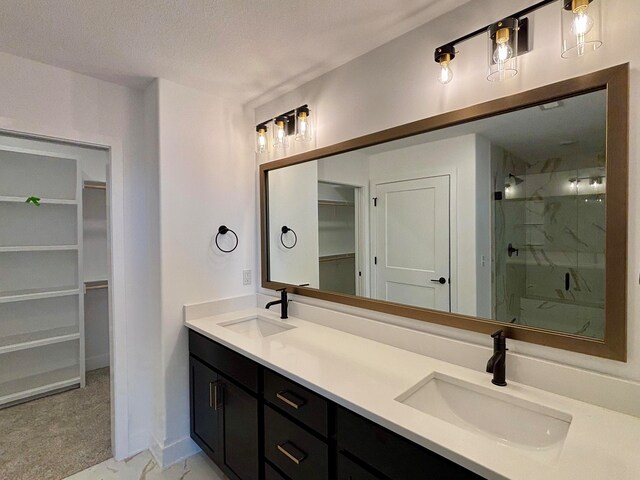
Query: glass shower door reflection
xmin=494 ymin=165 xmax=605 ymax=339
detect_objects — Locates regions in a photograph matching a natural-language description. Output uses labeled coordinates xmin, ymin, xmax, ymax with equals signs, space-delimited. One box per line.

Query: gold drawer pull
xmin=209 ymin=382 xmax=222 ymax=410
xmin=276 ymin=390 xmax=306 ymax=410
xmin=277 ymin=442 xmax=306 ymax=465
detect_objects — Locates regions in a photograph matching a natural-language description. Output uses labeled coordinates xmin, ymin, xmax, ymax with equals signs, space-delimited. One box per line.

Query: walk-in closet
xmin=0 ymin=133 xmax=112 ymax=480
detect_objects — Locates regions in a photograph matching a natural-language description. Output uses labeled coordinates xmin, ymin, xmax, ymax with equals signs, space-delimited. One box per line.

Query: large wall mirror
xmin=260 ymin=64 xmax=628 ymax=360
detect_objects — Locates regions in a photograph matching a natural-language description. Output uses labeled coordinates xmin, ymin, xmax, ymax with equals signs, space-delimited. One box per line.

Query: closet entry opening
xmin=318 ymin=181 xmax=364 ymax=296
xmin=0 ymin=131 xmax=113 ymax=479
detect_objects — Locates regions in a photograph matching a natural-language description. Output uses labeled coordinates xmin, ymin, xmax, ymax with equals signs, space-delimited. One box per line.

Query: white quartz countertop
xmin=185 ymin=308 xmax=640 ymax=480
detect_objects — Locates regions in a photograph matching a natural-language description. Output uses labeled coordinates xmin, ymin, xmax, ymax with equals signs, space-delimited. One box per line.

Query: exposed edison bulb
xmin=273 ymin=118 xmax=289 ymax=149
xmin=438 ymin=61 xmax=453 ymax=84
xmin=571 ymin=4 xmax=594 ymax=55
xmin=298 ymin=116 xmax=307 ymax=135
xmin=256 ymin=126 xmax=267 ymax=154
xmin=295 ymin=106 xmax=311 ymax=142
xmin=493 ymin=27 xmax=513 ymax=73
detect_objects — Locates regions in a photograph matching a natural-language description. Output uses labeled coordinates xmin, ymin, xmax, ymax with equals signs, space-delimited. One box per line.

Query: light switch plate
xmin=242 ymin=269 xmax=252 ymax=286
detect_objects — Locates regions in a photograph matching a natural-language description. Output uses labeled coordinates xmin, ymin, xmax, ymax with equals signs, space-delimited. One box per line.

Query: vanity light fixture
xmin=431 ymin=0 xmax=606 ymax=84
xmin=256 ymin=124 xmax=268 ymax=154
xmin=273 ymin=115 xmax=290 ymax=149
xmin=255 ymin=104 xmax=312 ymax=154
xmin=561 ymin=0 xmax=602 ymax=58
xmin=434 ymin=44 xmax=456 ymax=85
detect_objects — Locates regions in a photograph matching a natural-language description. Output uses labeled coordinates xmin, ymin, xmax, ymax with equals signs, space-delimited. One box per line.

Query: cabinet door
xmin=338 ymin=452 xmax=381 ymax=480
xmin=219 ymin=375 xmax=260 ymax=480
xmin=190 ymin=356 xmax=220 ymax=462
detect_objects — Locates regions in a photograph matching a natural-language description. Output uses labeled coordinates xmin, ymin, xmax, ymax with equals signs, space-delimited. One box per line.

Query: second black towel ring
xmin=215 ymin=225 xmax=239 ymax=253
xmin=280 ymin=226 xmax=298 ymax=249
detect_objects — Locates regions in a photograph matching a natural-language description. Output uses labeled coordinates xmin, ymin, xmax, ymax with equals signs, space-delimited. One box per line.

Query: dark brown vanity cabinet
xmin=337 ymin=407 xmax=483 ymax=480
xmin=189 ymin=330 xmax=483 ymax=480
xmin=189 ymin=332 xmax=259 ymax=480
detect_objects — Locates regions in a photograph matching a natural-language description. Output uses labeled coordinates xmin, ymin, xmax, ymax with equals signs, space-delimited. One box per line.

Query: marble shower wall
xmin=492 ymin=149 xmax=606 ymax=338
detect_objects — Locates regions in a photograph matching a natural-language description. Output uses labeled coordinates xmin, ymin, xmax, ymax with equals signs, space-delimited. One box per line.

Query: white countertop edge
xmin=185 ymin=308 xmax=640 ymax=480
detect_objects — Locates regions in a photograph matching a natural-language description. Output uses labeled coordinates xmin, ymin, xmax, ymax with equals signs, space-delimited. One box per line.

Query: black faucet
xmin=486 ymin=329 xmax=507 ymax=386
xmin=265 ymin=288 xmax=288 ymax=319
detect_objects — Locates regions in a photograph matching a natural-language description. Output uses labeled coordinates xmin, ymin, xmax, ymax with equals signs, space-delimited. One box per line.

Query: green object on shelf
xmin=25 ymin=196 xmax=41 ymax=206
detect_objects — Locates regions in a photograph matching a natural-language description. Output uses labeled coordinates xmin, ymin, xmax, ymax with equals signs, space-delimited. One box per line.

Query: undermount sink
xmin=396 ymin=372 xmax=572 ymax=462
xmin=219 ymin=315 xmax=296 ymax=339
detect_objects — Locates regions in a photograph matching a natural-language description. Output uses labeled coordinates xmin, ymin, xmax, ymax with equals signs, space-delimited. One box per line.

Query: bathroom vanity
xmin=185 ymin=302 xmax=640 ymax=480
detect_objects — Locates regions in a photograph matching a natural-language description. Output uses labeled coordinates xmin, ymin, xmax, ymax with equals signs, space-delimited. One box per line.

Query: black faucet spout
xmin=485 ymin=351 xmax=502 ymax=373
xmin=265 ymin=300 xmax=280 ymax=309
xmin=265 ymin=288 xmax=288 ymax=319
xmin=487 ymin=329 xmax=507 ymax=386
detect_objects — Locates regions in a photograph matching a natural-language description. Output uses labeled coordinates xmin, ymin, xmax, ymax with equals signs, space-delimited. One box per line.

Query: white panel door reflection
xmin=373 ymin=175 xmax=450 ymax=311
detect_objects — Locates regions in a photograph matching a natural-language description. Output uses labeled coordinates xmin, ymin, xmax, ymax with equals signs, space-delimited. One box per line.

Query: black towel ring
xmin=215 ymin=225 xmax=239 ymax=253
xmin=280 ymin=226 xmax=298 ymax=249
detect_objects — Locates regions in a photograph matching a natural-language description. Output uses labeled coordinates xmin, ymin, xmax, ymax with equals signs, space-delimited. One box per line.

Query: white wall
xmin=255 ymin=0 xmax=640 ymax=397
xmin=0 ymin=51 xmax=156 ymax=456
xmin=268 ymin=162 xmax=320 ymax=288
xmin=475 ymin=135 xmax=492 ymax=319
xmin=153 ymin=79 xmax=255 ymax=465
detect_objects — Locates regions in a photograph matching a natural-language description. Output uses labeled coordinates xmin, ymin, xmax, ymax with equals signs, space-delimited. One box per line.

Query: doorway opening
xmin=0 ymin=132 xmax=113 ymax=479
xmin=318 ymin=181 xmax=363 ymax=296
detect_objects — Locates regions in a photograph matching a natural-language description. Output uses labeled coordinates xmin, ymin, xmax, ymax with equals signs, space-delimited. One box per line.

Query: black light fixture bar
xmin=256 ymin=104 xmax=309 ymax=132
xmin=438 ymin=0 xmax=557 ymax=51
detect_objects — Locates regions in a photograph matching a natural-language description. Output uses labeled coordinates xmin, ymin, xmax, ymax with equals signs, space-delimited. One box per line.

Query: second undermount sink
xmin=219 ymin=315 xmax=296 ymax=339
xmin=396 ymin=372 xmax=572 ymax=462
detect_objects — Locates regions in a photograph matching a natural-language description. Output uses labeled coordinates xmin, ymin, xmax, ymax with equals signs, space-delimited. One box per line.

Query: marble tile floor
xmin=63 ymin=450 xmax=227 ymax=480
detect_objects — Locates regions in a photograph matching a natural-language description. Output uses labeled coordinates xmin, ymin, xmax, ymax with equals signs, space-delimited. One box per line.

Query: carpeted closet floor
xmin=0 ymin=367 xmax=111 ymax=480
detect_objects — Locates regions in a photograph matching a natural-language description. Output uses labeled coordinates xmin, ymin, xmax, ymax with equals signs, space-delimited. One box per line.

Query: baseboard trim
xmin=86 ymin=353 xmax=110 ymax=371
xmin=150 ymin=435 xmax=201 ymax=469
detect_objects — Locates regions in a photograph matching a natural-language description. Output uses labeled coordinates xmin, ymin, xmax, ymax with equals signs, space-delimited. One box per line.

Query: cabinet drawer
xmin=264 ymin=369 xmax=328 ymax=436
xmin=338 ymin=453 xmax=381 ymax=480
xmin=265 ymin=405 xmax=328 ymax=480
xmin=337 ymin=407 xmax=483 ymax=479
xmin=189 ymin=329 xmax=258 ymax=393
xmin=265 ymin=462 xmax=288 ymax=480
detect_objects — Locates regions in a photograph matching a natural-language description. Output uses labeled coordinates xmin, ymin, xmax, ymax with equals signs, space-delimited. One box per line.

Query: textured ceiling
xmin=0 ymin=0 xmax=470 ymax=104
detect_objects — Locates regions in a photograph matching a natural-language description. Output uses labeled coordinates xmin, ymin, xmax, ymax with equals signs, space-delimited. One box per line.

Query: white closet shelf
xmin=0 ymin=245 xmax=78 ymax=253
xmin=0 ymin=366 xmax=80 ymax=406
xmin=0 ymin=195 xmax=77 ymax=205
xmin=0 ymin=327 xmax=80 ymax=355
xmin=318 ymin=200 xmax=355 ymax=207
xmin=0 ymin=286 xmax=80 ymax=304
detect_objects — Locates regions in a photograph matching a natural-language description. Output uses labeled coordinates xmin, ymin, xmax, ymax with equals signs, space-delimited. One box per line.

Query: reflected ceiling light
xmin=255 ymin=124 xmax=268 ymax=154
xmin=488 ymin=18 xmax=520 ymax=82
xmin=561 ymin=0 xmax=602 ymax=58
xmin=434 ymin=44 xmax=456 ymax=85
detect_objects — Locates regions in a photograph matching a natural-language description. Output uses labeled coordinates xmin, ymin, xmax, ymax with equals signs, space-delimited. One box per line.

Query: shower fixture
xmin=508 ymin=173 xmax=524 ymax=185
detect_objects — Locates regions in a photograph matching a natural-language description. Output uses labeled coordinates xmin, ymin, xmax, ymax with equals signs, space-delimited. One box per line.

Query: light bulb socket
xmin=297 ymin=105 xmax=310 ymax=117
xmin=434 ymin=44 xmax=456 ymax=64
xmin=256 ymin=124 xmax=268 ymax=133
xmin=275 ymin=116 xmax=288 ymax=126
xmin=489 ymin=17 xmax=518 ymax=40
xmin=564 ymin=0 xmax=592 ymax=11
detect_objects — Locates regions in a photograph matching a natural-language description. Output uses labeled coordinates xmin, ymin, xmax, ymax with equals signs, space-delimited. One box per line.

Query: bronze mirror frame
xmin=260 ymin=63 xmax=628 ymax=361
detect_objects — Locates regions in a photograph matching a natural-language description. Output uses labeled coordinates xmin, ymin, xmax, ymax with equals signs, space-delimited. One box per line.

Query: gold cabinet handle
xmin=209 ymin=382 xmax=222 ymax=410
xmin=276 ymin=390 xmax=306 ymax=410
xmin=277 ymin=442 xmax=306 ymax=465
